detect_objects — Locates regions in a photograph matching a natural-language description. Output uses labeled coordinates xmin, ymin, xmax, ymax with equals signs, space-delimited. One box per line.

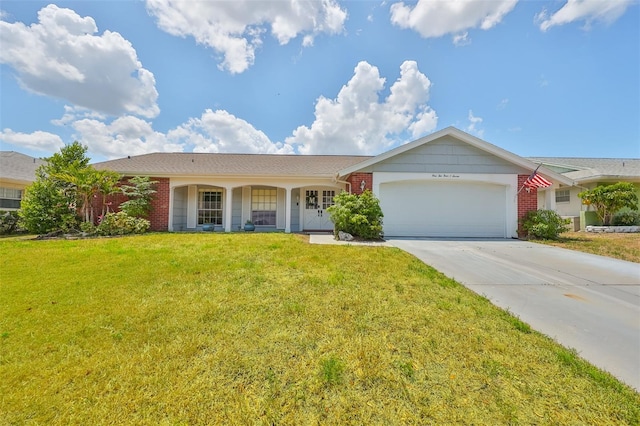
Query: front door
xmin=303 ymin=189 xmax=335 ymax=231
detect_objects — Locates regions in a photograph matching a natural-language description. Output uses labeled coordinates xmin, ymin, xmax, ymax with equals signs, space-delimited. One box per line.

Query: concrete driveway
xmin=386 ymin=238 xmax=640 ymax=391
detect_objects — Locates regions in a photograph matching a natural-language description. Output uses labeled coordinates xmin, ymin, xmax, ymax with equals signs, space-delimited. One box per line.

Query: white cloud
xmin=70 ymin=110 xmax=293 ymax=159
xmin=536 ymin=0 xmax=633 ymax=32
xmin=466 ymin=110 xmax=484 ymax=137
xmin=171 ymin=109 xmax=294 ymax=154
xmin=302 ymin=34 xmax=315 ymax=47
xmin=390 ymin=0 xmax=517 ymax=42
xmin=71 ymin=116 xmax=182 ymax=159
xmin=0 ymin=4 xmax=159 ymax=118
xmin=66 ymin=58 xmax=436 ymax=158
xmin=286 ymin=60 xmax=437 ymax=155
xmin=452 ymin=32 xmax=471 ymax=46
xmin=51 ymin=105 xmax=107 ymax=127
xmin=145 ymin=0 xmax=347 ymax=74
xmin=0 ymin=129 xmax=65 ymax=152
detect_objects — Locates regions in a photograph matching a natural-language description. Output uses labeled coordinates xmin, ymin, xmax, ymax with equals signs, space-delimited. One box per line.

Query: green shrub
xmin=96 ymin=212 xmax=150 ymax=236
xmin=119 ymin=176 xmax=157 ymax=218
xmin=578 ymin=182 xmax=638 ymax=225
xmin=19 ymin=179 xmax=80 ymax=234
xmin=612 ymin=210 xmax=640 ymax=226
xmin=0 ymin=211 xmax=21 ymax=235
xmin=80 ymin=221 xmax=97 ymax=235
xmin=327 ymin=190 xmax=383 ymax=240
xmin=521 ymin=209 xmax=570 ymax=240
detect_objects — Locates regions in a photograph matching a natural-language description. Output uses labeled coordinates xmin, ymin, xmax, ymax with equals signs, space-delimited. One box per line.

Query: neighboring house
xmin=529 ymin=157 xmax=640 ymax=225
xmin=94 ymin=127 xmax=574 ymax=238
xmin=0 ymin=151 xmax=45 ymax=210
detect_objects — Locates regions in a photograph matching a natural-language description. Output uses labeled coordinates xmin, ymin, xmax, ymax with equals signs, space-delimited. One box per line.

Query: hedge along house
xmin=93 ymin=127 xmax=574 ymax=237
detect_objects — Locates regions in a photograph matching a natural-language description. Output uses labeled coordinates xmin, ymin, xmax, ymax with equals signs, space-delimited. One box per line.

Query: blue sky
xmin=1 ymin=0 xmax=638 ymax=162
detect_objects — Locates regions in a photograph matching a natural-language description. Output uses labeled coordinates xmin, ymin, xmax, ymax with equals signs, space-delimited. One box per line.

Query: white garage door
xmin=380 ymin=181 xmax=507 ymax=238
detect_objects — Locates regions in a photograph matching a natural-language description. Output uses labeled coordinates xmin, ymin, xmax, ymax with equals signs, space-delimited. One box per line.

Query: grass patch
xmin=320 ymin=355 xmax=345 ymax=386
xmin=503 ymin=311 xmax=532 ymax=334
xmin=1 ymin=233 xmax=638 ymax=424
xmin=537 ymin=231 xmax=640 ymax=263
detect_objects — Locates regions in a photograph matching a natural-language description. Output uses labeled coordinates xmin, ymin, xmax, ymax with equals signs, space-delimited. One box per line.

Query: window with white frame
xmin=0 ymin=187 xmax=22 ymax=209
xmin=555 ymin=189 xmax=571 ymax=203
xmin=322 ymin=190 xmax=336 ymax=209
xmin=198 ymin=190 xmax=222 ymax=225
xmin=251 ymin=188 xmax=277 ymax=226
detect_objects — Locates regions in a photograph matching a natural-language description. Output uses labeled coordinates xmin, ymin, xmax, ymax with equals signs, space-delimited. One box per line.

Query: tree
xmin=327 ymin=190 xmax=384 ymax=240
xmin=20 ymin=141 xmax=123 ymax=233
xmin=119 ymin=176 xmax=158 ymax=218
xmin=19 ymin=142 xmax=90 ymax=234
xmin=19 ymin=179 xmax=78 ymax=234
xmin=95 ymin=170 xmax=123 ymax=217
xmin=45 ymin=141 xmax=90 ymax=174
xmin=54 ymin=166 xmax=121 ymax=223
xmin=578 ymin=182 xmax=638 ymax=226
xmin=54 ymin=165 xmax=98 ymax=224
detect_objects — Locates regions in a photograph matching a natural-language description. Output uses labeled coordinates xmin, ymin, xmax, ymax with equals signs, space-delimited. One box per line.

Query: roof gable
xmin=338 ymin=127 xmax=574 ymax=185
xmin=355 ymin=135 xmax=529 ymax=174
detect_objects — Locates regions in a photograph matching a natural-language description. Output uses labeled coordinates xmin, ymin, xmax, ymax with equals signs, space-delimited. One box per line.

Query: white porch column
xmin=224 ymin=186 xmax=233 ymax=232
xmin=544 ymin=186 xmax=557 ymax=212
xmin=285 ymin=187 xmax=292 ymax=233
xmin=186 ymin=185 xmax=197 ymax=229
xmin=168 ymin=185 xmax=174 ymax=231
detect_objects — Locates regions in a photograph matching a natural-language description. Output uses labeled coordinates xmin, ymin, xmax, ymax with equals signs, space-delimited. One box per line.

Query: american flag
xmin=524 ymin=166 xmax=552 ymax=189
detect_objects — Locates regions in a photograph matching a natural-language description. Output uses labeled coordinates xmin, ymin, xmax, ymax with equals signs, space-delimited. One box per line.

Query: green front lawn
xmin=1 ymin=234 xmax=638 ymax=424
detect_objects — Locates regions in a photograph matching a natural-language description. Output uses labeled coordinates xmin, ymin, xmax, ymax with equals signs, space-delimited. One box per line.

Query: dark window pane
xmin=0 ymin=199 xmax=21 ymax=209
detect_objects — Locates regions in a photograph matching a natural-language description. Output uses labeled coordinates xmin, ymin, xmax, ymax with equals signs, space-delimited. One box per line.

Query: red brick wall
xmin=90 ymin=182 xmax=127 ymax=220
xmin=348 ymin=173 xmax=373 ymax=195
xmin=93 ymin=176 xmax=169 ymax=231
xmin=517 ymin=174 xmax=538 ymax=236
xmin=148 ymin=178 xmax=169 ymax=231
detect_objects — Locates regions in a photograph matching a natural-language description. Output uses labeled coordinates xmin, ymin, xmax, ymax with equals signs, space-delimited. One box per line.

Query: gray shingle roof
xmin=93 ymin=152 xmax=373 ymax=177
xmin=0 ymin=151 xmax=45 ymax=184
xmin=528 ymin=157 xmax=640 ymax=181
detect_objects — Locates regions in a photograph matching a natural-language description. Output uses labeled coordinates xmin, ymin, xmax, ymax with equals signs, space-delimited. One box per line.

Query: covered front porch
xmin=168 ymin=177 xmax=345 ymax=233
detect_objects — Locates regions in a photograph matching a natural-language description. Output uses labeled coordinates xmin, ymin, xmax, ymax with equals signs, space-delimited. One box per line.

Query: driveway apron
xmin=386 ymin=238 xmax=640 ymax=391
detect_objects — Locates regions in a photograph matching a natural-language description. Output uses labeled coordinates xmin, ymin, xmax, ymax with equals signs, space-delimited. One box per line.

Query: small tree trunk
xmin=84 ymin=195 xmax=90 ymax=223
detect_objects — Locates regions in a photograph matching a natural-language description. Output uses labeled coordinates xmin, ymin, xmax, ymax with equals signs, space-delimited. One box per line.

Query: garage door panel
xmin=380 ymin=181 xmax=506 ymax=238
